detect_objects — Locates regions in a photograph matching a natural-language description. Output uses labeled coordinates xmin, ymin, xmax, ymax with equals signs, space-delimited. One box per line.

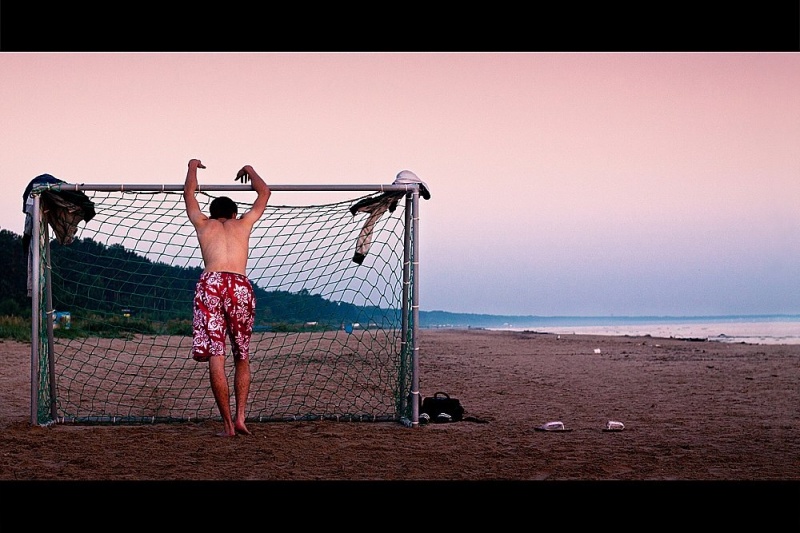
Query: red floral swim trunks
xmin=191 ymin=271 xmax=255 ymax=362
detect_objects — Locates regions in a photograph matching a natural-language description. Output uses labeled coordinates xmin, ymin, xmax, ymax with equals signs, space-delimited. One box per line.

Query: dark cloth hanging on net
xmin=23 ymin=174 xmax=96 ymax=297
xmin=349 ymin=170 xmax=431 ymax=265
xmin=22 ymin=174 xmax=96 ymax=255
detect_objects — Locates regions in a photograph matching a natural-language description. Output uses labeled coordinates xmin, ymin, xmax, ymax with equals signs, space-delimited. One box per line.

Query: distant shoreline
xmin=482 ymin=319 xmax=800 ymax=345
xmin=419 ymin=312 xmax=800 ymax=330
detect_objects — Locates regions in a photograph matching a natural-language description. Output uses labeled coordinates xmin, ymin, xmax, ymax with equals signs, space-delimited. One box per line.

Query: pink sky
xmin=2 ymin=53 xmax=799 ymax=316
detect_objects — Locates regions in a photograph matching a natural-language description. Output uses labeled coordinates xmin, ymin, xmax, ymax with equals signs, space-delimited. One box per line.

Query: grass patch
xmin=0 ymin=315 xmax=31 ymax=343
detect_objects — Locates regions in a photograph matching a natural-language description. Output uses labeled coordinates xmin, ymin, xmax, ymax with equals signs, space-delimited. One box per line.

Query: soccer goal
xmin=27 ymin=178 xmax=425 ymax=428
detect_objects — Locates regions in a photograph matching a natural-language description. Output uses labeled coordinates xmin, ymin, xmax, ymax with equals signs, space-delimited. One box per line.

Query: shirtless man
xmin=184 ymin=158 xmax=271 ymax=437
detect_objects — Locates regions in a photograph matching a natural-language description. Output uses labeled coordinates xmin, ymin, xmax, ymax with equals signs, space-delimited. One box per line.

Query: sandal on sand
xmin=535 ymin=421 xmax=572 ymax=432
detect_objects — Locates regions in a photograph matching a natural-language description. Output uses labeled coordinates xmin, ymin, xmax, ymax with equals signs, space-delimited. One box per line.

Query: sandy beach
xmin=1 ymin=328 xmax=798 ymax=519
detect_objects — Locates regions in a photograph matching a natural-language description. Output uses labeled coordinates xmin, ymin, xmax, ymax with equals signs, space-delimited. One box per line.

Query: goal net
xmin=28 ymin=181 xmax=422 ymax=427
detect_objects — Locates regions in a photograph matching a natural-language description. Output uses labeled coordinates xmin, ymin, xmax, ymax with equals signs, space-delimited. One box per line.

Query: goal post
xmin=28 ymin=180 xmax=424 ymax=428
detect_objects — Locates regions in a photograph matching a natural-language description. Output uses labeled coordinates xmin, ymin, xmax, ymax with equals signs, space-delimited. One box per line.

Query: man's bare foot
xmin=215 ymin=430 xmax=236 ymax=437
xmin=234 ymin=424 xmax=251 ymax=436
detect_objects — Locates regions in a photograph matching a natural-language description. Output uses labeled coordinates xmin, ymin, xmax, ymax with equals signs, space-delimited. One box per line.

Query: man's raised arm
xmin=236 ymin=165 xmax=271 ymax=223
xmin=184 ymin=159 xmax=207 ymax=225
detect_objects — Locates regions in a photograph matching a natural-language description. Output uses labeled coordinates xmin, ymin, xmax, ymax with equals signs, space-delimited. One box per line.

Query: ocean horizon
xmin=485 ymin=314 xmax=800 ymax=345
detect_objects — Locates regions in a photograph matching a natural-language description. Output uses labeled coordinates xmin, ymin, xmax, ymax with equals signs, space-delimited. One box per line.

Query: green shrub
xmin=0 ymin=315 xmax=31 ymax=342
xmin=165 ymin=319 xmax=192 ymax=336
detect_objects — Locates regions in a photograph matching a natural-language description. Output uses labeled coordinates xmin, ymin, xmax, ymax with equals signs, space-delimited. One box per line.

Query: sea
xmin=487 ymin=315 xmax=800 ymax=345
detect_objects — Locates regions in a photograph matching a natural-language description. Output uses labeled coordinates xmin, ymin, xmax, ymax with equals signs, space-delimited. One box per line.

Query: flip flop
xmin=535 ymin=421 xmax=572 ymax=432
xmin=603 ymin=420 xmax=625 ymax=432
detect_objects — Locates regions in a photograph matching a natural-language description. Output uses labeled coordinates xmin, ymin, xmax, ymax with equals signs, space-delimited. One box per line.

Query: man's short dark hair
xmin=209 ymin=197 xmax=238 ymax=219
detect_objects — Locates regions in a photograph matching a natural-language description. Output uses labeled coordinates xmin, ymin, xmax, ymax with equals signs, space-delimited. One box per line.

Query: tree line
xmin=0 ymin=228 xmax=397 ymax=331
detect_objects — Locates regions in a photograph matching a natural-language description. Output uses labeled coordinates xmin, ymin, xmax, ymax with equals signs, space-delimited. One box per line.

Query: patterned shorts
xmin=191 ymin=271 xmax=255 ymax=362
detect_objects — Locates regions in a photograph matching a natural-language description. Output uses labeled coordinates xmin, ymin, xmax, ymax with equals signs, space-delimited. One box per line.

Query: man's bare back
xmin=193 ymin=217 xmax=253 ymax=275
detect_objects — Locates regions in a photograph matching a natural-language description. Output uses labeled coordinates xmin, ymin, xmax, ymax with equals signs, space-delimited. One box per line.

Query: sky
xmin=1 ymin=52 xmax=799 ymax=317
